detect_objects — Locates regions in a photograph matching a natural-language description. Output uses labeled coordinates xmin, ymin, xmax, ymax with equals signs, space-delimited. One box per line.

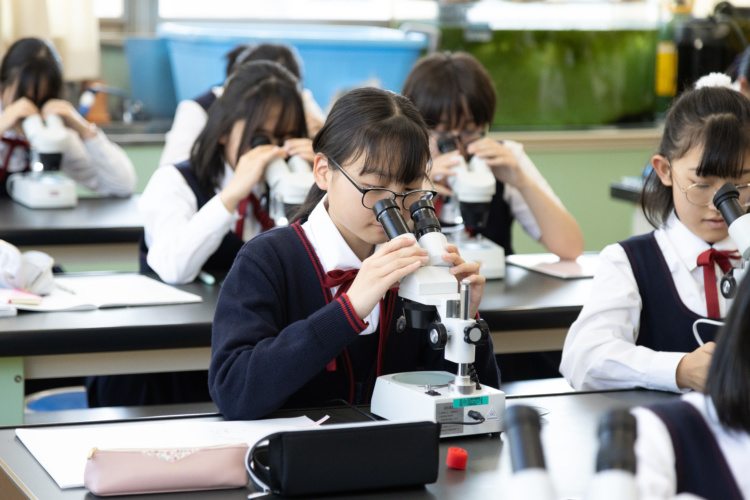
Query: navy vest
xmin=139 ymin=160 xmax=244 ymax=276
xmin=483 ymin=181 xmax=515 ymax=255
xmin=193 ymin=89 xmax=218 ymax=112
xmin=648 ymin=401 xmax=743 ymax=500
xmin=620 ymin=232 xmax=719 ymax=351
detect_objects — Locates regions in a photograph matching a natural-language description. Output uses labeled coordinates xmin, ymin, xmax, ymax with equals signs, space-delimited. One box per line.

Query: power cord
xmin=440 ymin=410 xmax=486 ymax=426
xmin=469 ymin=363 xmax=481 ymax=390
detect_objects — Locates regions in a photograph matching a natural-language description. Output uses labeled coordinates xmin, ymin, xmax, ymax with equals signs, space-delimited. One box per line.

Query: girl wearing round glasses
xmin=561 ymin=86 xmax=750 ymax=394
xmin=209 ymin=88 xmax=500 ymax=420
xmin=402 ymin=52 xmax=583 ymax=260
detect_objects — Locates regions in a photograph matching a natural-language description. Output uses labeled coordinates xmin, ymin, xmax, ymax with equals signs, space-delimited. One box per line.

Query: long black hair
xmin=225 ymin=43 xmax=302 ymax=82
xmin=0 ymin=37 xmax=63 ymax=108
xmin=291 ymin=87 xmax=430 ymax=223
xmin=705 ymin=271 xmax=750 ymax=433
xmin=189 ymin=60 xmax=307 ymax=197
xmin=402 ymin=51 xmax=495 ymax=130
xmin=642 ymin=86 xmax=750 ymax=228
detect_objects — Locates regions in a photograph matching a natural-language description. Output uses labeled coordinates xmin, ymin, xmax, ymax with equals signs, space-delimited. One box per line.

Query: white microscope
xmin=6 ymin=114 xmax=77 ymax=209
xmin=369 ymin=197 xmax=505 ymax=438
xmin=712 ymin=183 xmax=750 ymax=298
xmin=437 ymin=137 xmax=505 ymax=279
xmin=250 ymin=136 xmax=314 ymax=226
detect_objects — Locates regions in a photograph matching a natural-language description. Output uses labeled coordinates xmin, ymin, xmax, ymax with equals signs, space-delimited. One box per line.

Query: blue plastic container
xmin=124 ymin=37 xmax=178 ymax=118
xmin=157 ymin=23 xmax=427 ymax=110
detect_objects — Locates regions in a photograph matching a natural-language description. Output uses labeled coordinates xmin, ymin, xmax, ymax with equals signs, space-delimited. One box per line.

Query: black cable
xmin=440 ymin=410 xmax=486 ymax=426
xmin=325 ymin=398 xmax=379 ymax=421
xmin=469 ymin=363 xmax=481 ymax=390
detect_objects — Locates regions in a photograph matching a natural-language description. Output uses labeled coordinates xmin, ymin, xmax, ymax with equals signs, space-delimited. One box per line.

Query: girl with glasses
xmin=209 ymin=87 xmax=500 ymax=420
xmin=402 ymin=51 xmax=583 ymax=260
xmin=561 ymin=86 xmax=750 ymax=394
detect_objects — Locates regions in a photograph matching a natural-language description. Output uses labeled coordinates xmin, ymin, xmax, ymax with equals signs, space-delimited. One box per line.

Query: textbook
xmin=14 ymin=274 xmax=202 ymax=312
xmin=506 ymin=252 xmax=600 ymax=279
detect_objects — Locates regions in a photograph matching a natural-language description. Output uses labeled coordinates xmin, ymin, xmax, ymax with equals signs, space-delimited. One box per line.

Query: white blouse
xmin=560 ymin=213 xmax=736 ymax=392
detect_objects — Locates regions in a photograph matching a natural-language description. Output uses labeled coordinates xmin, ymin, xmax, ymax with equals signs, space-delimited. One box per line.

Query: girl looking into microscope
xmin=561 ymin=86 xmax=750 ymax=394
xmin=139 ymin=60 xmax=313 ymax=286
xmin=402 ymin=51 xmax=583 ymax=259
xmin=0 ymin=37 xmax=135 ymax=197
xmin=209 ymin=87 xmax=500 ymax=420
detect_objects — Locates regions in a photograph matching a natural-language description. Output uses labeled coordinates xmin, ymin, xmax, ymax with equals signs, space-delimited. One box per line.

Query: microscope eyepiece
xmin=713 ymin=182 xmax=746 ymax=227
xmin=437 ymin=136 xmax=458 ymax=154
xmin=409 ymin=199 xmax=442 ymax=240
xmin=372 ymin=198 xmax=411 ymax=240
xmin=250 ymin=135 xmax=272 ymax=148
xmin=595 ymin=409 xmax=637 ymax=473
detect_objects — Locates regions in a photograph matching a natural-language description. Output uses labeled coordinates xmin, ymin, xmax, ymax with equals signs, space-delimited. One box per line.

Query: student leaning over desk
xmin=561 ymin=86 xmax=750 ymax=393
xmin=208 ymin=87 xmax=500 ymax=420
xmin=0 ymin=38 xmax=135 ymax=197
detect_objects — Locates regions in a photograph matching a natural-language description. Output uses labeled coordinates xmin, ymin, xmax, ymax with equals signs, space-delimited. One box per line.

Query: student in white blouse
xmin=159 ymin=42 xmax=325 ymax=168
xmin=0 ymin=38 xmax=135 ymax=197
xmin=631 ymin=271 xmax=750 ymax=499
xmin=139 ymin=60 xmax=313 ymax=286
xmin=561 ymin=86 xmax=750 ymax=393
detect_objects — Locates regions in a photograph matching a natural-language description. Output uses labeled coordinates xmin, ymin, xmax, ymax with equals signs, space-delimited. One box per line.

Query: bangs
xmin=12 ymin=60 xmax=61 ymax=107
xmin=679 ymin=115 xmax=750 ymax=179
xmin=237 ymin=81 xmax=307 ymax=152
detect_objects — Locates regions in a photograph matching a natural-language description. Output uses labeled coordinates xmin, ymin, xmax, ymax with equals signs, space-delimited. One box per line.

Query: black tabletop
xmin=0 ymin=196 xmax=144 ymax=246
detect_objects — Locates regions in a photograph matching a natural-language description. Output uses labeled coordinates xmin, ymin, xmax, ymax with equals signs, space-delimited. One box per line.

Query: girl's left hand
xmin=442 ymin=244 xmax=485 ymax=318
xmin=283 ymin=138 xmax=315 ymax=164
xmin=41 ymin=99 xmax=95 ymax=139
xmin=467 ymin=138 xmax=527 ymax=189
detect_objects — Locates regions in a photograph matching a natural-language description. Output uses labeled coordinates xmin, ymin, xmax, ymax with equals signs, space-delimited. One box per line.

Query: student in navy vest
xmin=208 ymin=87 xmax=500 ymax=420
xmin=159 ymin=43 xmax=325 ymax=168
xmin=139 ymin=60 xmax=312 ymax=285
xmin=561 ymin=86 xmax=750 ymax=393
xmin=402 ymin=52 xmax=583 ymax=259
xmin=0 ymin=38 xmax=135 ymax=197
xmin=630 ymin=271 xmax=750 ymax=499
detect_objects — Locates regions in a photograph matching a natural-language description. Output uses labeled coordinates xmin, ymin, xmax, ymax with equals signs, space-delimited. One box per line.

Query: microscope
xmin=6 ymin=115 xmax=77 ymax=209
xmin=712 ymin=183 xmax=750 ymax=298
xmin=369 ymin=197 xmax=505 ymax=438
xmin=437 ymin=137 xmax=505 ymax=278
xmin=250 ymin=136 xmax=314 ymax=226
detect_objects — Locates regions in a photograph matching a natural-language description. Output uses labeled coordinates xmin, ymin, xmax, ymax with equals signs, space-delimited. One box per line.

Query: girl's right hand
xmin=0 ymin=98 xmax=39 ymax=135
xmin=675 ymin=341 xmax=715 ymax=392
xmin=346 ymin=235 xmax=429 ymax=319
xmin=429 ymin=151 xmax=462 ymax=197
xmin=219 ymin=144 xmax=285 ymax=213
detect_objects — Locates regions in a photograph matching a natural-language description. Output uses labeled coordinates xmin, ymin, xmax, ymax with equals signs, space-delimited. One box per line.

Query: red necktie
xmin=1 ymin=136 xmax=31 ymax=180
xmin=234 ymin=193 xmax=275 ymax=237
xmin=322 ymin=269 xmax=360 ymax=371
xmin=697 ymin=248 xmax=739 ymax=318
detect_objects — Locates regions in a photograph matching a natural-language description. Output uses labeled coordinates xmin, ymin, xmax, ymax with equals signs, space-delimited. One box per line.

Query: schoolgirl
xmin=0 ymin=38 xmax=135 ymax=197
xmin=140 ymin=60 xmax=312 ymax=285
xmin=561 ymin=86 xmax=750 ymax=393
xmin=402 ymin=51 xmax=583 ymax=259
xmin=208 ymin=87 xmax=501 ymax=420
xmin=159 ymin=42 xmax=325 ymax=167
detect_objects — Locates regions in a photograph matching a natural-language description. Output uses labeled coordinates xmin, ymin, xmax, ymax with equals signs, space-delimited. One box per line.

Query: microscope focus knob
xmin=464 ymin=319 xmax=489 ymax=346
xmin=721 ymin=269 xmax=738 ymax=299
xmin=428 ymin=322 xmax=448 ymax=350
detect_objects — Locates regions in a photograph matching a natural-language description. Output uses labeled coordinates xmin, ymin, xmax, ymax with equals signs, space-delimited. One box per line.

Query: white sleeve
xmin=560 ymin=243 xmax=686 ymax=392
xmin=140 ymin=165 xmax=236 ymax=285
xmin=501 ymin=140 xmax=563 ymax=241
xmin=631 ymin=407 xmax=684 ymax=500
xmin=159 ymin=100 xmax=209 ymax=167
xmin=60 ymin=129 xmax=136 ymax=197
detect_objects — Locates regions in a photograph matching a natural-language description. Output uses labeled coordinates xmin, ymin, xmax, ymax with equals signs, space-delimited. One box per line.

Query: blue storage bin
xmin=124 ymin=37 xmax=178 ymax=118
xmin=157 ymin=23 xmax=427 ymax=111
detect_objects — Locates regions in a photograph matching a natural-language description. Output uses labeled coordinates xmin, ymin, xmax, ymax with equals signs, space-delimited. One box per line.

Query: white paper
xmin=506 ymin=252 xmax=600 ymax=279
xmin=15 ymin=274 xmax=202 ymax=312
xmin=16 ymin=415 xmax=314 ymax=489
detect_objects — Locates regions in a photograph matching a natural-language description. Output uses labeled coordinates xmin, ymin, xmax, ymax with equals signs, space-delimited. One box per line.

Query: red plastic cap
xmin=446 ymin=447 xmax=468 ymax=470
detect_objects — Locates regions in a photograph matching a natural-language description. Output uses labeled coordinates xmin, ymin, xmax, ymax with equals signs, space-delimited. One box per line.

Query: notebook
xmin=506 ymin=252 xmax=600 ymax=279
xmin=0 ymin=288 xmax=42 ymax=305
xmin=14 ymin=274 xmax=202 ymax=312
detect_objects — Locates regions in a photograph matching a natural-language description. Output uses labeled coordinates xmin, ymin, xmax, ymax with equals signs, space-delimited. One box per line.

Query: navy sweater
xmin=209 ymin=222 xmax=501 ymax=420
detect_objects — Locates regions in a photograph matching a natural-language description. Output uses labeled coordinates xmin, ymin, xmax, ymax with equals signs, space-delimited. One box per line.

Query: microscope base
xmin=7 ymin=173 xmax=78 ymax=209
xmin=456 ymin=238 xmax=505 ymax=279
xmin=371 ymin=371 xmax=505 ymax=438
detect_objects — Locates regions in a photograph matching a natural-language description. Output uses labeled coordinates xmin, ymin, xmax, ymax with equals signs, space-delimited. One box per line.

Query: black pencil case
xmin=247 ymin=420 xmax=440 ymax=497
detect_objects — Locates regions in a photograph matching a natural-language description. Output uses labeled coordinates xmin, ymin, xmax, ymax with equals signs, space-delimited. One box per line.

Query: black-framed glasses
xmin=669 ymin=163 xmax=750 ymax=207
xmin=328 ymin=157 xmax=437 ymax=210
xmin=430 ymin=130 xmax=486 ymax=149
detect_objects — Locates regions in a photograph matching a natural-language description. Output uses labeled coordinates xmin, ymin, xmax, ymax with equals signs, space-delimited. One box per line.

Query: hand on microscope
xmin=467 ymin=138 xmax=527 ymax=189
xmin=282 ymin=138 xmax=314 ymax=164
xmin=427 ymin=150 xmax=462 ymax=197
xmin=219 ymin=144 xmax=285 ymax=213
xmin=0 ymin=97 xmax=39 ymax=135
xmin=346 ymin=235 xmax=429 ymax=320
xmin=675 ymin=341 xmax=715 ymax=392
xmin=443 ymin=243 xmax=486 ymax=318
xmin=41 ymin=99 xmax=96 ymax=140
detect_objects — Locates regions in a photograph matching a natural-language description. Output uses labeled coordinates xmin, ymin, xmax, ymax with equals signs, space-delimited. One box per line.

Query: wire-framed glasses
xmin=670 ymin=166 xmax=750 ymax=207
xmin=328 ymin=157 xmax=437 ymax=210
xmin=430 ymin=130 xmax=486 ymax=149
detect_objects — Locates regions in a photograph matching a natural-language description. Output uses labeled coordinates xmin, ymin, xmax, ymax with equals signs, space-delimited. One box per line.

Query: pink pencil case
xmin=83 ymin=443 xmax=249 ymax=496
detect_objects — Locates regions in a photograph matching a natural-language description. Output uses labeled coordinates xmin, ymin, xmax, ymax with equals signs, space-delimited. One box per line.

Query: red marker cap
xmin=446 ymin=447 xmax=468 ymax=470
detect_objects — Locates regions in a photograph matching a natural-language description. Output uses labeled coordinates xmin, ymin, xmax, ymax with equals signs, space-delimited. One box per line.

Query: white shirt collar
xmin=663 ymin=211 xmax=737 ymax=272
xmin=302 ymin=195 xmax=363 ymax=274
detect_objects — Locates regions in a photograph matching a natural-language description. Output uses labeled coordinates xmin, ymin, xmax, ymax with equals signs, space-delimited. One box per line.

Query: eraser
xmin=446 ymin=447 xmax=468 ymax=470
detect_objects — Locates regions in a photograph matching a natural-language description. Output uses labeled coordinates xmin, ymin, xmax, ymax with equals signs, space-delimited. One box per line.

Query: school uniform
xmin=158 ymin=86 xmax=325 ymax=167
xmin=139 ymin=160 xmax=269 ymax=285
xmin=0 ymin=108 xmax=136 ymax=197
xmin=632 ymin=391 xmax=750 ymax=499
xmin=560 ymin=212 xmax=736 ymax=392
xmin=208 ymin=198 xmax=501 ymax=421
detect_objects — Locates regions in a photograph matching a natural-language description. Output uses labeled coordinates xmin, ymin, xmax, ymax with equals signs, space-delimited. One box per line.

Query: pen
xmin=198 ymin=271 xmax=216 ymax=286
